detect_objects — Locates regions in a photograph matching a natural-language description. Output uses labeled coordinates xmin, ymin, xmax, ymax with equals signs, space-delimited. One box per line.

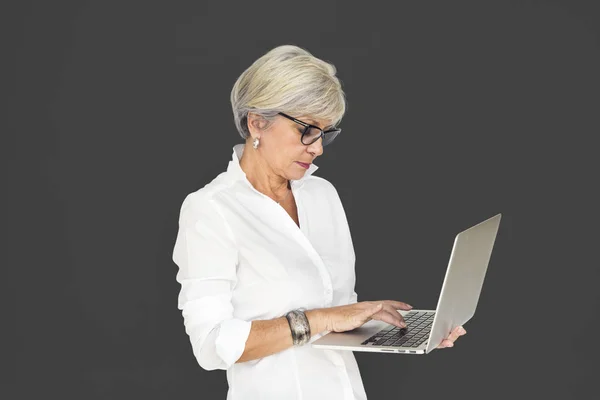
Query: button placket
xmin=291 ymin=182 xmax=334 ymax=306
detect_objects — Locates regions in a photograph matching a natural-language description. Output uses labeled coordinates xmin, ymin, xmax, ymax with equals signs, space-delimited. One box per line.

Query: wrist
xmin=305 ymin=308 xmax=329 ymax=334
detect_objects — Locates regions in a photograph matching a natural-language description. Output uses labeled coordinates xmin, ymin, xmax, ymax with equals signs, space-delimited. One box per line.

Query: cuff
xmin=215 ymin=318 xmax=252 ymax=367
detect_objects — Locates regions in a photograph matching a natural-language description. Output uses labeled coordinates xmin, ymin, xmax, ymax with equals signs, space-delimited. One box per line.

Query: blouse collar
xmin=227 ymin=143 xmax=319 ymax=187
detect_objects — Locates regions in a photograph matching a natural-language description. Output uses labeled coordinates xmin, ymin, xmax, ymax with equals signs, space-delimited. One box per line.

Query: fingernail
xmin=448 ymin=342 xmax=454 ymax=347
xmin=400 ymin=322 xmax=407 ymax=328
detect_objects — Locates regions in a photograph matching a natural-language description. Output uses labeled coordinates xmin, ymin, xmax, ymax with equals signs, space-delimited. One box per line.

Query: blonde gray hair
xmin=230 ymin=44 xmax=347 ymax=139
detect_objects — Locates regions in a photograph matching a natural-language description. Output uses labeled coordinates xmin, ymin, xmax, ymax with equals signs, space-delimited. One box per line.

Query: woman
xmin=172 ymin=44 xmax=466 ymax=399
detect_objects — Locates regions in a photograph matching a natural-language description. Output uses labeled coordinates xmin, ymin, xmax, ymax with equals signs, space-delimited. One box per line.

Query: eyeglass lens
xmin=302 ymin=126 xmax=341 ymax=146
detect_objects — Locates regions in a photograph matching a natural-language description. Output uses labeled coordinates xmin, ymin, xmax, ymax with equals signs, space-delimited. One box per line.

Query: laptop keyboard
xmin=361 ymin=311 xmax=435 ymax=348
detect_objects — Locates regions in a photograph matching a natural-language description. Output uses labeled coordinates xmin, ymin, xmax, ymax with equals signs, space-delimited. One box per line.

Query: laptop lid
xmin=425 ymin=213 xmax=502 ymax=353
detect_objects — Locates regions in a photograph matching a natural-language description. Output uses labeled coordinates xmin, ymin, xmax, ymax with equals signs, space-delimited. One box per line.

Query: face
xmin=248 ymin=113 xmax=331 ymax=181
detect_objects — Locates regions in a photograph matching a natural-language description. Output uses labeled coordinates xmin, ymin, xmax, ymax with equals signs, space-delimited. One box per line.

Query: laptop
xmin=312 ymin=213 xmax=501 ymax=355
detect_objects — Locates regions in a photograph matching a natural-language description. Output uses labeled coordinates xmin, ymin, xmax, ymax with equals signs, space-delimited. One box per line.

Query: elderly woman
xmin=172 ymin=45 xmax=466 ymax=399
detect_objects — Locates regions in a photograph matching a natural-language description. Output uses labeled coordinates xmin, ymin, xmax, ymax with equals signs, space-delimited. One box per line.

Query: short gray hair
xmin=230 ymin=44 xmax=347 ymax=140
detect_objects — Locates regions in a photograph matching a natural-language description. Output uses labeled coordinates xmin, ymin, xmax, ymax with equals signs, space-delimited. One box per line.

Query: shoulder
xmin=302 ymin=176 xmax=351 ymax=220
xmin=176 ymin=173 xmax=232 ymax=228
xmin=301 ymin=175 xmax=340 ymax=198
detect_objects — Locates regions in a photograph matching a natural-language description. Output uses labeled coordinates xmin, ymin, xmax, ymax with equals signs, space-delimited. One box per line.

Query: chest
xmin=218 ymin=186 xmax=356 ymax=316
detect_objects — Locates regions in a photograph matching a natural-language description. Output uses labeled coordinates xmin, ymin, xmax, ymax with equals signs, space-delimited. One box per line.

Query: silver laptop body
xmin=311 ymin=213 xmax=501 ymax=355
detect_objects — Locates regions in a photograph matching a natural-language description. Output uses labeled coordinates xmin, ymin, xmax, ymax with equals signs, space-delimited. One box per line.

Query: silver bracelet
xmin=285 ymin=309 xmax=311 ymax=346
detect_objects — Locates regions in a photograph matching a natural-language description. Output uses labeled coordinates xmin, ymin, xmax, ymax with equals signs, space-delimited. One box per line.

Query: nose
xmin=307 ymin=137 xmax=324 ymax=157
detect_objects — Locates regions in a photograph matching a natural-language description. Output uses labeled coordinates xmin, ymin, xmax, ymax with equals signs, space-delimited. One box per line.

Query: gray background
xmin=7 ymin=0 xmax=599 ymax=399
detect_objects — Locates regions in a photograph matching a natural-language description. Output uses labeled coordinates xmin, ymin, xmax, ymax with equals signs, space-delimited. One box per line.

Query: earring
xmin=252 ymin=137 xmax=260 ymax=149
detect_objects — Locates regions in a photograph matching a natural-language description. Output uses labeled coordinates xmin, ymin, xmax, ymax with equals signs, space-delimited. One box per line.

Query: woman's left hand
xmin=436 ymin=325 xmax=467 ymax=349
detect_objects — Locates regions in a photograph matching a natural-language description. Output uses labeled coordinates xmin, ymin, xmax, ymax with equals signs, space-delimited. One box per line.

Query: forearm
xmin=236 ymin=308 xmax=328 ymax=363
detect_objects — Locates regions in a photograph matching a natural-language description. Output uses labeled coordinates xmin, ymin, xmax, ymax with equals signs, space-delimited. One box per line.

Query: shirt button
xmin=325 ymin=288 xmax=332 ymax=295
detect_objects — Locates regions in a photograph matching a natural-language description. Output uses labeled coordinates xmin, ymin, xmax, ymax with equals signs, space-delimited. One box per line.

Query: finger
xmin=446 ymin=329 xmax=461 ymax=343
xmin=449 ymin=326 xmax=466 ymax=341
xmin=381 ymin=308 xmax=407 ymax=328
xmin=437 ymin=339 xmax=454 ymax=349
xmin=371 ymin=309 xmax=403 ymax=328
xmin=387 ymin=300 xmax=413 ymax=310
xmin=372 ymin=309 xmax=404 ymax=328
xmin=382 ymin=305 xmax=407 ymax=328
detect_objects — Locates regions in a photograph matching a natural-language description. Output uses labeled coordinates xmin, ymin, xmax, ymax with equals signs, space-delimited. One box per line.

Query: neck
xmin=239 ymin=142 xmax=290 ymax=200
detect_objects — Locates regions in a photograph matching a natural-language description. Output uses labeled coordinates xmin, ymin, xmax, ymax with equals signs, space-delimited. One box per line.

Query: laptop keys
xmin=361 ymin=311 xmax=435 ymax=347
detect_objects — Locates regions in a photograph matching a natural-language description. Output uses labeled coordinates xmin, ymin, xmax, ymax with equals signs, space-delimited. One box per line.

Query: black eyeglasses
xmin=278 ymin=112 xmax=341 ymax=146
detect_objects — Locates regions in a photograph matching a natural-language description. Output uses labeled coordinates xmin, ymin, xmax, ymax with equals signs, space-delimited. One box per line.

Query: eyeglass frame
xmin=277 ymin=112 xmax=341 ymax=146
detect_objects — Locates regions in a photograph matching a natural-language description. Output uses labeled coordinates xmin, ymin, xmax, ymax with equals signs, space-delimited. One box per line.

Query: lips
xmin=296 ymin=161 xmax=310 ymax=169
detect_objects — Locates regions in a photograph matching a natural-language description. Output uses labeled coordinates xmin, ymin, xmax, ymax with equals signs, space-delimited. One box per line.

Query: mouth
xmin=296 ymin=161 xmax=311 ymax=169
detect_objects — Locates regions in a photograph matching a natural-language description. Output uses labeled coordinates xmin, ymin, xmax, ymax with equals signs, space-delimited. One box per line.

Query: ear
xmin=247 ymin=112 xmax=267 ymax=137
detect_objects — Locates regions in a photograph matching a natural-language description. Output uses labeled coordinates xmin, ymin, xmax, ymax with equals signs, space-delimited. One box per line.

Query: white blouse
xmin=172 ymin=143 xmax=367 ymax=399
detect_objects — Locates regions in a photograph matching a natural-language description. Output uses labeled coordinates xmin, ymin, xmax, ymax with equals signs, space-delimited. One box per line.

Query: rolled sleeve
xmin=172 ymin=193 xmax=251 ymax=371
xmin=215 ymin=318 xmax=252 ymax=366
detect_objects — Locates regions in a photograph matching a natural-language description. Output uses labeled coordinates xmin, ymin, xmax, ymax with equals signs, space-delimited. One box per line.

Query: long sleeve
xmin=172 ymin=193 xmax=252 ymax=371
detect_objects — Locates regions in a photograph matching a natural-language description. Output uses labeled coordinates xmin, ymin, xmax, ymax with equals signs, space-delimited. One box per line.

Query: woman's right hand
xmin=323 ymin=301 xmax=413 ymax=333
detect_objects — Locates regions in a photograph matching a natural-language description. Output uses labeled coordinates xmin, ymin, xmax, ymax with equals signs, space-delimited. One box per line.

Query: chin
xmin=287 ymin=175 xmax=298 ymax=182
